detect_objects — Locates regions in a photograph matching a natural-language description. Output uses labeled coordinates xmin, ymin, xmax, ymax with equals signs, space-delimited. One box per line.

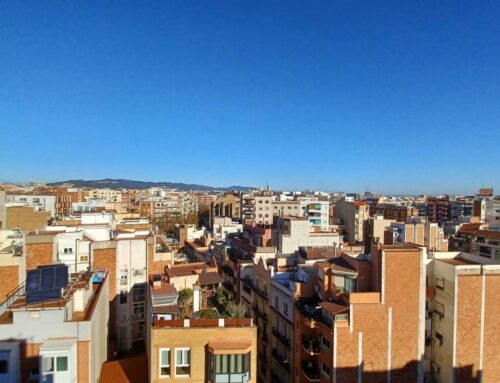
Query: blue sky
xmin=0 ymin=1 xmax=499 ymax=194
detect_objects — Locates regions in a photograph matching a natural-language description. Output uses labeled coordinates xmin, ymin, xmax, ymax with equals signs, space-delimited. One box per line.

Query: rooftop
xmin=166 ymin=262 xmax=208 ymax=278
xmin=0 ymin=268 xmax=108 ymax=325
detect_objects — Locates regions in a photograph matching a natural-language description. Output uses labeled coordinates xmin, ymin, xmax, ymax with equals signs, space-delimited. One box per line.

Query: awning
xmin=40 ymin=338 xmax=77 ymax=351
xmin=208 ymin=340 xmax=252 ymax=355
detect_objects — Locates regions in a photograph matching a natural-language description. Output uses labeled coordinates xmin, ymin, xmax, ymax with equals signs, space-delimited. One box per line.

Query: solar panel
xmin=26 ymin=264 xmax=68 ymax=305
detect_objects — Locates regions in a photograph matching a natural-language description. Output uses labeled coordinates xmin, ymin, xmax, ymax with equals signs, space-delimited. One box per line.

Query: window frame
xmin=435 ymin=276 xmax=445 ymax=290
xmin=159 ymin=348 xmax=171 ymax=378
xmin=0 ymin=359 xmax=8 ymax=374
xmin=175 ymin=347 xmax=191 ymax=378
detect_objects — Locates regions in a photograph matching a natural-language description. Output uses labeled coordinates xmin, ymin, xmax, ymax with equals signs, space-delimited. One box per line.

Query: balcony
xmin=302 ymin=336 xmax=320 ymax=355
xmin=257 ymin=309 xmax=268 ymax=322
xmin=302 ymin=360 xmax=320 ymax=382
xmin=271 ymin=348 xmax=290 ymax=372
xmin=272 ymin=327 xmax=290 ymax=348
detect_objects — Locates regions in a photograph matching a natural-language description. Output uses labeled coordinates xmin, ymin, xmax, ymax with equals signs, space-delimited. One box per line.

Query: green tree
xmin=225 ymin=301 xmax=247 ymax=319
xmin=178 ymin=288 xmax=193 ymax=319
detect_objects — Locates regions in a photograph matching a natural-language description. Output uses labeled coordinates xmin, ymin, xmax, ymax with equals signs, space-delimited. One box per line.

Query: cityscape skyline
xmin=1 ymin=1 xmax=500 ymax=193
xmin=0 ymin=177 xmax=496 ymax=197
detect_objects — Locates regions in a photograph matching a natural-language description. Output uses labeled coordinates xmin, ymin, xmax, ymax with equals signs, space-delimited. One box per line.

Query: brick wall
xmin=78 ymin=341 xmax=90 ymax=383
xmin=483 ymin=274 xmax=500 ymax=382
xmin=456 ymin=275 xmax=482 ymax=382
xmin=0 ymin=265 xmax=20 ymax=301
xmin=26 ymin=242 xmax=54 ymax=270
xmin=93 ymin=247 xmax=117 ymax=338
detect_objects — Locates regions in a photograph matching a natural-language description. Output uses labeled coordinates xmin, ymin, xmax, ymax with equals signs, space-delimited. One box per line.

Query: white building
xmin=0 ymin=267 xmax=109 ymax=383
xmin=485 ymin=197 xmax=500 ymax=230
xmin=72 ymin=199 xmax=107 ymax=214
xmin=274 ymin=216 xmax=343 ymax=254
xmin=5 ymin=195 xmax=56 ymax=217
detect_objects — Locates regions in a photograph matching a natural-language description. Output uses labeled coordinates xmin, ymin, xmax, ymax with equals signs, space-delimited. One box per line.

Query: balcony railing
xmin=302 ymin=360 xmax=320 ymax=382
xmin=154 ymin=317 xmax=253 ymax=328
xmin=272 ymin=327 xmax=290 ymax=348
xmin=302 ymin=336 xmax=320 ymax=355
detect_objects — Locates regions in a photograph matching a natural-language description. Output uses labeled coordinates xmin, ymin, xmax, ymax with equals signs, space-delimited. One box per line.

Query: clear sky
xmin=1 ymin=1 xmax=499 ymax=195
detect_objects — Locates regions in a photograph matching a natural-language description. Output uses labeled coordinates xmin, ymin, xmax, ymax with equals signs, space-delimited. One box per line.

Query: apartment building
xmin=197 ymin=193 xmax=215 ymax=210
xmin=426 ymin=251 xmax=500 ymax=382
xmin=294 ymin=244 xmax=426 ymax=383
xmin=241 ymin=195 xmax=256 ymax=223
xmin=334 ymin=199 xmax=369 ymax=243
xmin=0 ymin=229 xmax=25 ymax=302
xmin=148 ymin=269 xmax=258 ymax=383
xmin=212 ymin=217 xmax=243 ymax=241
xmin=253 ymin=191 xmax=274 ymax=226
xmin=273 ymin=216 xmax=343 ymax=254
xmin=239 ymin=260 xmax=272 ymax=383
xmin=384 ymin=219 xmax=448 ymax=251
xmin=87 ymin=188 xmax=123 ymax=202
xmin=0 ymin=266 xmax=109 ymax=383
xmin=210 ymin=193 xmax=241 ymax=228
xmin=0 ymin=190 xmax=6 ymax=229
xmin=484 ymin=196 xmax=500 ymax=230
xmin=450 ymin=224 xmax=500 ymax=261
xmin=426 ymin=197 xmax=450 ymax=224
xmin=369 ymin=203 xmax=419 ymax=222
xmin=304 ymin=201 xmax=330 ymax=231
xmin=6 ymin=205 xmax=49 ymax=232
xmin=449 ymin=197 xmax=475 ymax=221
xmin=6 ymin=195 xmax=56 ymax=217
xmin=23 ymin=213 xmax=158 ymax=354
xmin=366 ymin=214 xmax=396 ymax=246
xmin=273 ymin=201 xmax=301 ymax=218
xmin=270 ymin=268 xmax=313 ymax=383
xmin=72 ymin=198 xmax=107 ymax=214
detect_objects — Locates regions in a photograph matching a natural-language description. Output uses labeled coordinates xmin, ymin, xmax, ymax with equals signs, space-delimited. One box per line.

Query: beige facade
xmin=7 ymin=206 xmax=49 ymax=232
xmin=150 ymin=319 xmax=257 ymax=383
xmin=427 ymin=252 xmax=500 ymax=383
xmin=334 ymin=199 xmax=369 ymax=243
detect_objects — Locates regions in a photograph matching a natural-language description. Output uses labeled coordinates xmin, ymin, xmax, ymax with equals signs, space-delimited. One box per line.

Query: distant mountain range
xmin=47 ymin=178 xmax=254 ymax=192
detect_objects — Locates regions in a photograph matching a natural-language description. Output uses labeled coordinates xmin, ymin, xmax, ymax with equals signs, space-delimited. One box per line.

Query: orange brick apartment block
xmin=295 ymin=244 xmax=426 ymax=383
xmin=428 ymin=252 xmax=500 ymax=383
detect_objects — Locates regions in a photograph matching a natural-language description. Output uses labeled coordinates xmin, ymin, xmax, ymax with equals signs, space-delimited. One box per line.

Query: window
xmin=63 ymin=248 xmax=73 ymax=254
xmin=42 ymin=357 xmax=54 ymax=373
xmin=322 ymin=362 xmax=330 ymax=376
xmin=435 ymin=276 xmax=444 ymax=290
xmin=133 ymin=303 xmax=145 ymax=320
xmin=322 ymin=336 xmax=330 ymax=349
xmin=133 ymin=284 xmax=146 ymax=302
xmin=120 ymin=291 xmax=127 ymax=304
xmin=159 ymin=348 xmax=171 ymax=377
xmin=56 ymin=356 xmax=68 ymax=372
xmin=120 ymin=272 xmax=128 ymax=286
xmin=434 ymin=301 xmax=445 ymax=319
xmin=434 ymin=331 xmax=444 ymax=346
xmin=42 ymin=356 xmax=67 ymax=373
xmin=0 ymin=360 xmax=7 ymax=374
xmin=274 ymin=296 xmax=279 ymax=308
xmin=175 ymin=348 xmax=190 ymax=377
xmin=211 ymin=353 xmax=251 ymax=379
xmin=283 ymin=302 xmax=288 ymax=315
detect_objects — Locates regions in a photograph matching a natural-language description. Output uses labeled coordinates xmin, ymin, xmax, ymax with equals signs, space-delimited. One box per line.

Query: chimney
xmin=193 ymin=285 xmax=201 ymax=313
